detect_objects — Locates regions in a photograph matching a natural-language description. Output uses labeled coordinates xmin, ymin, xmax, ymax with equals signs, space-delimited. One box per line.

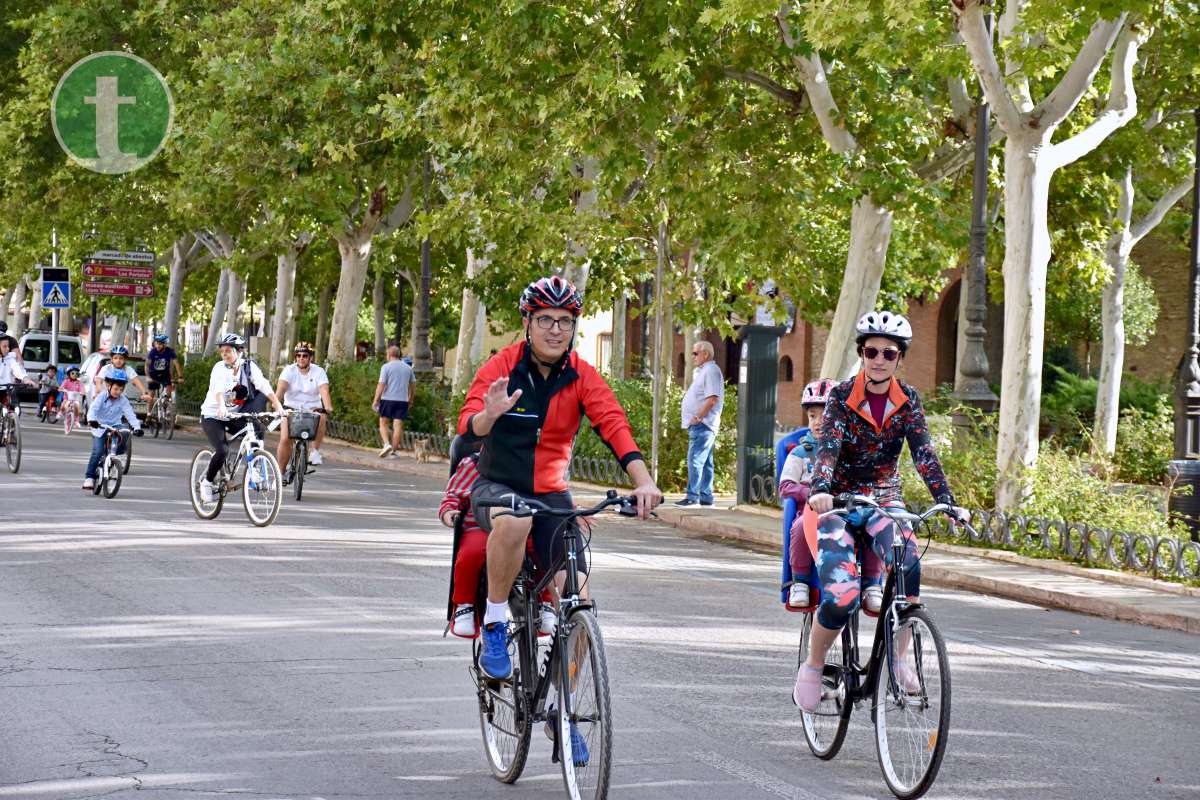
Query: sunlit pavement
xmin=0 ymin=417 xmax=1196 ymax=799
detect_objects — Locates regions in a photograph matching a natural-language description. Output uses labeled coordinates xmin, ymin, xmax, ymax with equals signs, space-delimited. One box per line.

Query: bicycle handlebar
xmin=818 ymin=492 xmax=977 ymax=534
xmin=476 ymin=489 xmax=641 ymax=519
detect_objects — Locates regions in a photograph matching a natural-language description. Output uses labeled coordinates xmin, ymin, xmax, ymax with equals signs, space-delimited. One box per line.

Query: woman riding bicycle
xmin=794 ymin=311 xmax=968 ymax=712
xmin=198 ymin=333 xmax=284 ymax=503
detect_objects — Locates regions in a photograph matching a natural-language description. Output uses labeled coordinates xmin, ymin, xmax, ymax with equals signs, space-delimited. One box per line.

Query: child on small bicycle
xmin=781 ymin=379 xmax=884 ymax=613
xmin=440 ymin=437 xmax=555 ymax=639
xmin=37 ymin=365 xmax=59 ymax=419
xmin=83 ymin=370 xmax=142 ymax=491
xmin=60 ymin=368 xmax=85 ymax=423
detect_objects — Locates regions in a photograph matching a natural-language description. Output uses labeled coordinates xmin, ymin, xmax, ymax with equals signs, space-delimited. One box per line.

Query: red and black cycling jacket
xmin=457 ymin=342 xmax=643 ymax=495
xmin=810 ymin=371 xmax=956 ymax=507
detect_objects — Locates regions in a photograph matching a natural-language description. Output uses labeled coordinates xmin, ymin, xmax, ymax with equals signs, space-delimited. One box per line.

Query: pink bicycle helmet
xmin=801 ymin=378 xmax=835 ymax=408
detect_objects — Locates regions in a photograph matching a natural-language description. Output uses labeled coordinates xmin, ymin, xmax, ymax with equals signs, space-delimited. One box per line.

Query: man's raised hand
xmin=483 ymin=377 xmax=522 ymax=421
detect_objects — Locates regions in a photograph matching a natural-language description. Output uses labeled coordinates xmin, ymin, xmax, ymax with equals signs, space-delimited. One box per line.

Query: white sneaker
xmin=378 ymin=444 xmax=393 ymax=458
xmin=308 ymin=449 xmax=323 ymax=465
xmin=452 ymin=604 xmax=477 ymax=638
xmin=863 ymin=584 xmax=884 ymax=615
xmin=538 ymin=602 xmax=556 ymax=636
xmin=788 ymin=583 xmax=814 ymax=609
xmin=82 ymin=478 xmax=94 ymax=490
xmin=199 ymin=479 xmax=215 ymax=503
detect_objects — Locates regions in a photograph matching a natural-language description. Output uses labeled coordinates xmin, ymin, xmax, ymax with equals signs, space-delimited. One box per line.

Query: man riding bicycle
xmin=144 ymin=334 xmax=184 ymax=411
xmin=275 ymin=341 xmax=333 ymax=481
xmin=457 ymin=275 xmax=663 ymax=682
xmin=794 ymin=311 xmax=968 ymax=712
xmin=198 ymin=333 xmax=284 ymax=504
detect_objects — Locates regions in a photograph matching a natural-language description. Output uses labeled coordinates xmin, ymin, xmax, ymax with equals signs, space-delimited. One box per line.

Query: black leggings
xmin=201 ymin=398 xmax=266 ymax=481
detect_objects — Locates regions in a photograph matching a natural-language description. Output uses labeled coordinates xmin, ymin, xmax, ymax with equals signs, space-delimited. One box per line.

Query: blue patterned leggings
xmin=815 ymin=506 xmax=921 ymax=630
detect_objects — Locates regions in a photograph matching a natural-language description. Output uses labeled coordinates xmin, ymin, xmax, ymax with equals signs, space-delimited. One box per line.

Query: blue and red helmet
xmin=519 ymin=276 xmax=583 ymax=319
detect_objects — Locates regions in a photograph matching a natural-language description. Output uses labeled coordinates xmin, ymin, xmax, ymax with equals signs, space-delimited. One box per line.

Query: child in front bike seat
xmin=780 ymin=379 xmax=883 ymax=614
xmin=440 ymin=436 xmax=555 ymax=639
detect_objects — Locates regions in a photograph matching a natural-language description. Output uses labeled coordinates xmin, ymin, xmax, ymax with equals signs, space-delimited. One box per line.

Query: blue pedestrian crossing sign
xmin=41 ymin=266 xmax=71 ymax=308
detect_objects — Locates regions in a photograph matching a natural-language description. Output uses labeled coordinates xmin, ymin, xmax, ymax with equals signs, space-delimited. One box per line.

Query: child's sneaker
xmin=82 ymin=478 xmax=94 ymax=490
xmin=538 ymin=602 xmax=556 ymax=636
xmin=787 ymin=583 xmax=815 ymax=611
xmin=452 ymin=604 xmax=477 ymax=638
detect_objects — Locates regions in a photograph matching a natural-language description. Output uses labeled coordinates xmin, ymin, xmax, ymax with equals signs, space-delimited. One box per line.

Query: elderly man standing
xmin=677 ymin=340 xmax=724 ymax=507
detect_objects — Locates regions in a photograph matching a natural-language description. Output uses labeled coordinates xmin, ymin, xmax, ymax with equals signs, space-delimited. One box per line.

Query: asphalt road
xmin=0 ymin=417 xmax=1197 ymax=799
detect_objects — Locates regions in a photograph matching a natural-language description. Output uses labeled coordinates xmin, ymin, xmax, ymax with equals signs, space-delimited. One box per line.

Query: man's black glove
xmin=89 ymin=420 xmax=100 ymax=429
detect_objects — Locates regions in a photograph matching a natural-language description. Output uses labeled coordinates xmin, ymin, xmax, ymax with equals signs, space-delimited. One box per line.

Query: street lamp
xmin=1169 ymin=107 xmax=1200 ymax=542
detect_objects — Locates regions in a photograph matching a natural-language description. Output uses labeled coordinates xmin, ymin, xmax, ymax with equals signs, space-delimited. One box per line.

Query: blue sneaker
xmin=479 ymin=621 xmax=512 ymax=681
xmin=568 ymin=722 xmax=589 ymax=766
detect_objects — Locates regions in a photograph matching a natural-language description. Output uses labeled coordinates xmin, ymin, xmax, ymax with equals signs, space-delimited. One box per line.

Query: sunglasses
xmin=862 ymin=346 xmax=900 ymax=362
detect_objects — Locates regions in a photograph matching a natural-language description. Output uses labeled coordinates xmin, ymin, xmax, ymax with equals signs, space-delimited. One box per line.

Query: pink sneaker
xmin=893 ymin=661 xmax=922 ymax=694
xmin=793 ymin=663 xmax=824 ymax=712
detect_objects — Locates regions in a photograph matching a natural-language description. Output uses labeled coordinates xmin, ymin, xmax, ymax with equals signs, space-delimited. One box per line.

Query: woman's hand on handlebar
xmin=808 ymin=492 xmax=834 ymax=514
xmin=949 ymin=506 xmax=971 ymax=526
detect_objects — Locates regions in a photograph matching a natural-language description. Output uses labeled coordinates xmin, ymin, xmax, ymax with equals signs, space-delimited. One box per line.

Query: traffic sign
xmin=83 ymin=262 xmax=155 ymax=281
xmin=82 ymin=281 xmax=155 ymax=298
xmin=42 ymin=281 xmax=71 ymax=308
xmin=90 ymin=249 xmax=155 ymax=263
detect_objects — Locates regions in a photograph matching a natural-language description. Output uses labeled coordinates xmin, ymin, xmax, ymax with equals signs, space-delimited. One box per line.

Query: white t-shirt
xmin=0 ymin=352 xmax=28 ymax=385
xmin=92 ymin=362 xmax=139 ymax=400
xmin=201 ymin=358 xmax=273 ymax=418
xmin=278 ymin=363 xmax=329 ymax=410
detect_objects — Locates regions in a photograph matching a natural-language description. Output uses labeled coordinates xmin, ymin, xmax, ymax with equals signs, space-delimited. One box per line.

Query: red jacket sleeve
xmin=457 ymin=349 xmax=514 ymax=436
xmin=575 ymin=358 xmax=643 ymax=468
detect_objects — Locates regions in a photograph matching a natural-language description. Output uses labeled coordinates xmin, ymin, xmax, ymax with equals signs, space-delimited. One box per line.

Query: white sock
xmin=484 ymin=600 xmax=509 ymax=626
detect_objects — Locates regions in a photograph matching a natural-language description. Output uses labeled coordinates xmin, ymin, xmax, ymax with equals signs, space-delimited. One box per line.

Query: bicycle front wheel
xmin=558 ymin=609 xmax=612 ymax=800
xmin=874 ymin=607 xmax=951 ymax=800
xmin=292 ymin=441 xmax=307 ymax=502
xmin=64 ymin=408 xmax=75 ymax=436
xmin=189 ymin=449 xmax=224 ymax=519
xmin=122 ymin=433 xmax=133 ymax=474
xmin=242 ymin=450 xmax=282 ymax=527
xmin=164 ymin=401 xmax=175 ymax=440
xmin=798 ymin=611 xmax=852 ymax=759
xmin=102 ymin=458 xmax=123 ymax=498
xmin=6 ymin=415 xmax=20 ymax=473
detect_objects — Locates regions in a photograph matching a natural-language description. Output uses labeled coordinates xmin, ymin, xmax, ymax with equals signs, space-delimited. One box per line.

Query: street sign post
xmin=83 ymin=281 xmax=155 ymax=298
xmin=83 ymin=263 xmax=155 ymax=281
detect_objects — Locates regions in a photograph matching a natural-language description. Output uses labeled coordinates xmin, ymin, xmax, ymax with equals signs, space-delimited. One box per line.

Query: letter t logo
xmin=84 ymin=76 xmax=136 ymax=164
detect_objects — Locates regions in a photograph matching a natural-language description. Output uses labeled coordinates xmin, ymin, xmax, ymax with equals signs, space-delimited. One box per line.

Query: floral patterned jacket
xmin=809 ymin=371 xmax=955 ymax=507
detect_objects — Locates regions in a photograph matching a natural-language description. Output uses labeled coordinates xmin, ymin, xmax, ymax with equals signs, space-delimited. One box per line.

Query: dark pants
xmin=201 ymin=396 xmax=267 ymax=481
xmin=85 ymin=431 xmax=127 ymax=479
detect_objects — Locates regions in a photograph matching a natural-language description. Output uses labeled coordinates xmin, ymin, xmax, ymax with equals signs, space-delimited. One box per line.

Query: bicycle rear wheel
xmin=6 ymin=414 xmax=20 ymax=473
xmin=149 ymin=406 xmax=160 ymax=438
xmin=242 ymin=450 xmax=282 ymax=526
xmin=798 ymin=611 xmax=852 ymax=760
xmin=102 ymin=457 xmax=123 ymax=498
xmin=189 ymin=449 xmax=224 ymax=519
xmin=292 ymin=441 xmax=307 ymax=501
xmin=477 ymin=636 xmax=531 ymax=782
xmin=558 ymin=609 xmax=612 ymax=800
xmin=874 ymin=607 xmax=951 ymax=799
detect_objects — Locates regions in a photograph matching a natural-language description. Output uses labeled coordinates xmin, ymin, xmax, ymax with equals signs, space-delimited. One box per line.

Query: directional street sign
xmin=83 ymin=262 xmax=155 ymax=281
xmin=90 ymin=249 xmax=155 ymax=263
xmin=82 ymin=280 xmax=155 ymax=298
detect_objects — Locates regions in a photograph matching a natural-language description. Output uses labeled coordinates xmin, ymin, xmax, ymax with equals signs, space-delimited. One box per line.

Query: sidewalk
xmin=261 ymin=427 xmax=1200 ymax=636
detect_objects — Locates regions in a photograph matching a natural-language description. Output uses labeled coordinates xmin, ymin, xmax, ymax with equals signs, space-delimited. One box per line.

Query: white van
xmin=15 ymin=332 xmax=86 ymax=402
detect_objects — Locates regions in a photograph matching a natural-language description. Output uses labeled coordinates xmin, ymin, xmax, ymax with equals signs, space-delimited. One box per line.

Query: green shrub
xmin=900 ymin=406 xmax=997 ymax=510
xmin=178 ymin=354 xmax=220 ymax=405
xmin=1113 ymin=399 xmax=1173 ymax=485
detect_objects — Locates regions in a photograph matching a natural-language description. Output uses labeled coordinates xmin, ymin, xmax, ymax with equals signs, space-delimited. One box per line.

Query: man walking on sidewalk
xmin=678 ymin=340 xmax=724 ymax=507
xmin=372 ymin=345 xmax=415 ymax=457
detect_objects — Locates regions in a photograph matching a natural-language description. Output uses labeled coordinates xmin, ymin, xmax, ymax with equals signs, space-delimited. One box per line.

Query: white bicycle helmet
xmin=801 ymin=378 xmax=835 ymax=408
xmin=855 ymin=310 xmax=912 ymax=350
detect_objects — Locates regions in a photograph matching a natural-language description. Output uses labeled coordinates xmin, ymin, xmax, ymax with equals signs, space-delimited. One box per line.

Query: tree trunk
xmin=163 ymin=235 xmax=193 ymax=349
xmin=995 ymin=139 xmax=1054 ymax=511
xmin=269 ymin=249 xmax=298 ymax=376
xmin=453 ymin=247 xmax=486 ymax=392
xmin=287 ymin=282 xmax=301 ymax=356
xmin=611 ymin=294 xmax=626 ymax=378
xmin=650 ymin=209 xmax=670 ymax=481
xmin=29 ymin=275 xmax=44 ymax=330
xmin=1094 ymin=168 xmax=1132 ymax=458
xmin=327 ymin=231 xmax=373 ymax=363
xmin=11 ymin=281 xmax=28 ymax=333
xmin=204 ymin=268 xmax=231 ymax=356
xmin=413 ymin=239 xmax=433 ymax=373
xmin=819 ymin=196 xmax=894 ymax=380
xmin=315 ymin=285 xmax=333 ymax=363
xmin=226 ymin=271 xmax=245 ymax=337
xmin=372 ymin=272 xmax=387 ymax=354
xmin=111 ymin=316 xmax=129 ymax=350
xmin=0 ymin=286 xmax=9 ymax=327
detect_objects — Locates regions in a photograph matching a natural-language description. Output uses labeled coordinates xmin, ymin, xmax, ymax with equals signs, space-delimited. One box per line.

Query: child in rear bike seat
xmin=439 ymin=442 xmax=556 ymax=639
xmin=780 ymin=379 xmax=883 ymax=613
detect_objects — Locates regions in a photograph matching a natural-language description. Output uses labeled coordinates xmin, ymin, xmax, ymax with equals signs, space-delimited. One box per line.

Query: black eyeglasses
xmin=862 ymin=346 xmax=900 ymax=362
xmin=296 ymin=353 xmax=312 ymax=358
xmin=534 ymin=315 xmax=576 ymax=332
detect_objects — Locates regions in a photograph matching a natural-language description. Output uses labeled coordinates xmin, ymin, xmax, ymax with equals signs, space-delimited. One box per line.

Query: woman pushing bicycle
xmin=197 ymin=334 xmax=284 ymax=504
xmin=793 ymin=311 xmax=969 ymax=713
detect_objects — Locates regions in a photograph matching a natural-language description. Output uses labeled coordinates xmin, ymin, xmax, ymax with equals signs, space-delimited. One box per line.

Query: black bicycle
xmin=471 ymin=490 xmax=638 ymax=800
xmin=797 ymin=493 xmax=974 ymax=799
xmin=0 ymin=384 xmax=20 ymax=473
xmin=281 ymin=407 xmax=324 ymax=501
